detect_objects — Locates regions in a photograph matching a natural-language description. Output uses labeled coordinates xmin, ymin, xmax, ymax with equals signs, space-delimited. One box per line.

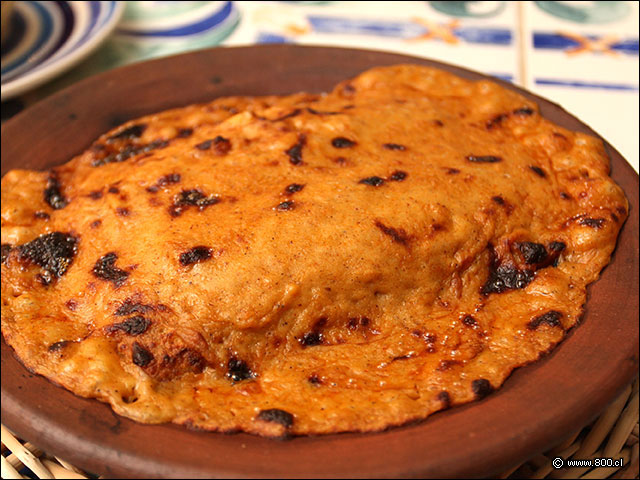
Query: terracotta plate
xmin=1 ymin=45 xmax=638 ymax=479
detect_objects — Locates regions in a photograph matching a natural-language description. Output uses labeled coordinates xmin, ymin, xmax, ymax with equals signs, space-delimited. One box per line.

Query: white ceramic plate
xmin=1 ymin=1 xmax=124 ymax=101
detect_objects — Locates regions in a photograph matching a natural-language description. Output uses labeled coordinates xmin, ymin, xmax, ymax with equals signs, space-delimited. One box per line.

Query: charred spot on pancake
xmin=513 ymin=107 xmax=534 ymax=116
xmin=437 ymin=391 xmax=451 ymax=409
xmin=462 ymin=315 xmax=477 ymax=327
xmin=88 ymin=190 xmax=103 ymax=200
xmin=306 ymin=107 xmax=339 ymax=116
xmin=383 ymin=143 xmax=406 ymax=151
xmin=482 ymin=244 xmax=534 ymax=295
xmin=108 ymin=124 xmax=147 ymax=141
xmin=412 ymin=330 xmax=436 ymax=342
xmin=90 ymin=219 xmax=102 ymax=229
xmin=34 ymin=211 xmax=50 ymax=220
xmin=392 ymin=353 xmax=415 ymax=361
xmin=308 ymin=374 xmax=323 ymax=385
xmin=106 ymin=315 xmax=150 ymax=335
xmin=482 ymin=264 xmax=533 ymax=294
xmin=185 ymin=351 xmax=205 ymax=370
xmin=517 ymin=242 xmax=548 ymax=265
xmin=227 ymin=357 xmax=255 ymax=382
xmin=268 ymin=109 xmax=301 ymax=121
xmin=212 ymin=136 xmax=231 ymax=155
xmin=331 ymin=137 xmax=356 ymax=148
xmin=276 ymin=201 xmax=295 ymax=211
xmin=147 ymin=173 xmax=181 ymax=193
xmin=115 ymin=298 xmax=154 ymax=316
xmin=466 ymin=155 xmax=502 ymax=163
xmin=149 ymin=139 xmax=170 ymax=151
xmin=437 ymin=359 xmax=461 ymax=371
xmin=560 ymin=192 xmax=572 ymax=200
xmin=65 ymin=299 xmax=78 ymax=311
xmin=299 ymin=318 xmax=326 ymax=347
xmin=284 ymin=183 xmax=304 ymax=194
xmin=44 ymin=175 xmax=69 ymax=210
xmin=359 ymin=176 xmax=385 ymax=187
xmin=412 ymin=331 xmax=437 ymax=352
xmin=195 ymin=139 xmax=213 ymax=150
xmin=342 ymin=83 xmax=356 ymax=95
xmin=348 ymin=317 xmax=370 ymax=331
xmin=108 ymin=186 xmax=119 ymax=194
xmin=18 ymin=232 xmax=78 ymax=281
xmin=116 ymin=207 xmax=130 ymax=217
xmin=471 ymin=379 xmax=493 ymax=399
xmin=299 ymin=331 xmax=323 ymax=347
xmin=92 ymin=143 xmax=106 ymax=154
xmin=579 ymin=217 xmax=605 ymax=229
xmin=486 ymin=113 xmax=507 ymax=130
xmin=529 ymin=166 xmax=547 ymax=178
xmin=389 ymin=170 xmax=408 ymax=181
xmin=549 ymin=241 xmax=566 ymax=253
xmin=257 ymin=409 xmax=294 ymax=428
xmin=132 ymin=342 xmax=154 ymax=367
xmin=179 ymin=246 xmax=213 ymax=266
xmin=374 ymin=221 xmax=409 ymax=245
xmin=528 ymin=311 xmax=563 ymax=330
xmin=92 ymin=139 xmax=169 ymax=167
xmin=92 ymin=252 xmax=129 ymax=288
xmin=36 ymin=272 xmax=54 ymax=286
xmin=48 ymin=341 xmax=72 ymax=352
xmin=1 ymin=244 xmax=12 ymax=264
xmin=169 ymin=189 xmax=220 ymax=217
xmin=491 ymin=196 xmax=505 ymax=205
xmin=177 ymin=128 xmax=193 ymax=138
xmin=425 ymin=333 xmax=437 ymax=343
xmin=446 ymin=168 xmax=460 ymax=175
xmin=285 ymin=134 xmax=306 ymax=165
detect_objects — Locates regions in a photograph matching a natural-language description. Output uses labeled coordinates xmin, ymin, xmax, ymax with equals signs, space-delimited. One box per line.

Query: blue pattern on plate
xmin=18 ymin=2 xmax=119 ymax=75
xmin=1 ymin=1 xmax=124 ymax=101
xmin=1 ymin=2 xmax=55 ymax=75
xmin=117 ymin=1 xmax=234 ymax=37
xmin=256 ymin=32 xmax=291 ymax=44
xmin=488 ymin=73 xmax=514 ymax=82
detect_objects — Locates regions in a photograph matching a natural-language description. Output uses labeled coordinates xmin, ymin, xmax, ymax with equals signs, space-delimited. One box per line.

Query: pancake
xmin=1 ymin=65 xmax=628 ymax=437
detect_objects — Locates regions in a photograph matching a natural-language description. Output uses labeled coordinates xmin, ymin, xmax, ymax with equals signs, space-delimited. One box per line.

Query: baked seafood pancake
xmin=1 ymin=66 xmax=628 ymax=437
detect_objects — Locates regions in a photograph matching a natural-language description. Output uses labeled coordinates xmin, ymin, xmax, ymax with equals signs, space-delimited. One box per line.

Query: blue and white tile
xmin=226 ymin=1 xmax=519 ymax=84
xmin=522 ymin=1 xmax=639 ymax=170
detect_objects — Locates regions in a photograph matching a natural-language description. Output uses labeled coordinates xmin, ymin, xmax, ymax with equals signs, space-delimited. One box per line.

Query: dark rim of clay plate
xmin=1 ymin=45 xmax=638 ymax=479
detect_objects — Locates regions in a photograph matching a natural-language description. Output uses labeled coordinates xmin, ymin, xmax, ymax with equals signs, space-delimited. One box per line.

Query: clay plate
xmin=1 ymin=45 xmax=638 ymax=479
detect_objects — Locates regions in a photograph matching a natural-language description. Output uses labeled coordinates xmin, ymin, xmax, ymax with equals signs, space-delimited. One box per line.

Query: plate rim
xmin=1 ymin=44 xmax=638 ymax=479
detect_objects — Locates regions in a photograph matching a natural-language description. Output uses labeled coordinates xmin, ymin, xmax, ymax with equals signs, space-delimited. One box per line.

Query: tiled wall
xmin=225 ymin=1 xmax=639 ymax=171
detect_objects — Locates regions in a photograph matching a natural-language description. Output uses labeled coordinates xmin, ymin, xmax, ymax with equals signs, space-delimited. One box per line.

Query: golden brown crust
xmin=1 ymin=65 xmax=628 ymax=436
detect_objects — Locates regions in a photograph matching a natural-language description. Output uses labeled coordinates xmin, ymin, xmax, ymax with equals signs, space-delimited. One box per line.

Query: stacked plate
xmin=1 ymin=1 xmax=124 ymax=101
xmin=1 ymin=1 xmax=240 ymax=102
xmin=105 ymin=1 xmax=240 ymax=67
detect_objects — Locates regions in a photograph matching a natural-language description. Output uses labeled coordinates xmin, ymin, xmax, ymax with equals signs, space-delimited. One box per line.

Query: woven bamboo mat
xmin=1 ymin=377 xmax=638 ymax=479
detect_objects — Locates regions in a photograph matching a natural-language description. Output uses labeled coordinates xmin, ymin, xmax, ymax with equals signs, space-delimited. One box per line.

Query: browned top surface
xmin=0 ymin=63 xmax=629 ymax=440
